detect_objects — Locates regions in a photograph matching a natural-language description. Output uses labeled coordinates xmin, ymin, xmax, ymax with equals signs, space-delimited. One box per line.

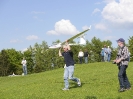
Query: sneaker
xmin=77 ymin=79 xmax=81 ymax=86
xmin=62 ymin=88 xmax=69 ymax=91
xmin=118 ymin=88 xmax=125 ymax=92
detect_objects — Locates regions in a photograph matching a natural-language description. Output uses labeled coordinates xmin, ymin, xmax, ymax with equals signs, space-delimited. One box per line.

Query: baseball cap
xmin=117 ymin=38 xmax=125 ymax=43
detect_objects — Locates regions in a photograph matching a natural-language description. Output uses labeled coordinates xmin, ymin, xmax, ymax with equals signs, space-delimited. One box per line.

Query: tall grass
xmin=0 ymin=62 xmax=133 ymax=99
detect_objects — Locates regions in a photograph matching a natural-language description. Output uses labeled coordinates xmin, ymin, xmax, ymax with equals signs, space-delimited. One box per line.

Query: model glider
xmin=49 ymin=26 xmax=91 ymax=49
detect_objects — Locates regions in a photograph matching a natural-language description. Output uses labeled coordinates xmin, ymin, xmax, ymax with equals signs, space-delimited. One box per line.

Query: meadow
xmin=0 ymin=62 xmax=133 ymax=99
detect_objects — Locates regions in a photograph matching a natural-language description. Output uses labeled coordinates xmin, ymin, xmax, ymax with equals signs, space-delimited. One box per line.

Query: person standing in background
xmin=21 ymin=58 xmax=27 ymax=75
xmin=101 ymin=48 xmax=104 ymax=62
xmin=84 ymin=49 xmax=89 ymax=63
xmin=107 ymin=46 xmax=112 ymax=62
xmin=103 ymin=45 xmax=108 ymax=62
xmin=78 ymin=49 xmax=84 ymax=64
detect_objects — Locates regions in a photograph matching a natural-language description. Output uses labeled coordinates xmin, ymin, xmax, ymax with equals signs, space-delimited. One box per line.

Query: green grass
xmin=0 ymin=62 xmax=133 ymax=99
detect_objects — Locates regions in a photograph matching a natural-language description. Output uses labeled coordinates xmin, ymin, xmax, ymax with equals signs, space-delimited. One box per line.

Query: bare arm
xmin=59 ymin=48 xmax=62 ymax=57
xmin=66 ymin=41 xmax=71 ymax=50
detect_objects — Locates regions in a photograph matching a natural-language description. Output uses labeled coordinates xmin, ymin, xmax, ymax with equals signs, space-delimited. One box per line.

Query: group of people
xmin=59 ymin=38 xmax=131 ymax=92
xmin=20 ymin=38 xmax=131 ymax=92
xmin=78 ymin=49 xmax=89 ymax=64
xmin=101 ymin=45 xmax=112 ymax=62
xmin=78 ymin=45 xmax=112 ymax=64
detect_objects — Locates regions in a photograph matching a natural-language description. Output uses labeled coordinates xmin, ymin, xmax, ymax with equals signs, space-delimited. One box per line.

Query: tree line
xmin=0 ymin=36 xmax=133 ymax=76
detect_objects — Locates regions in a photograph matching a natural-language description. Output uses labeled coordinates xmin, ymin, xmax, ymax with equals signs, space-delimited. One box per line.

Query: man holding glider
xmin=59 ymin=41 xmax=81 ymax=90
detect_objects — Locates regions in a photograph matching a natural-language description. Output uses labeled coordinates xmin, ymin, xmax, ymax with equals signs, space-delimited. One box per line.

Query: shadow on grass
xmin=55 ymin=82 xmax=89 ymax=89
xmin=69 ymin=82 xmax=85 ymax=89
xmin=84 ymin=96 xmax=97 ymax=99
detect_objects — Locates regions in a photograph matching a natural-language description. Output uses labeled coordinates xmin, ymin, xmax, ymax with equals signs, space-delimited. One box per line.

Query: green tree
xmin=5 ymin=49 xmax=22 ymax=75
xmin=0 ymin=50 xmax=10 ymax=76
xmin=128 ymin=36 xmax=133 ymax=61
xmin=84 ymin=37 xmax=113 ymax=62
xmin=0 ymin=37 xmax=116 ymax=76
xmin=29 ymin=41 xmax=49 ymax=73
xmin=52 ymin=39 xmax=62 ymax=44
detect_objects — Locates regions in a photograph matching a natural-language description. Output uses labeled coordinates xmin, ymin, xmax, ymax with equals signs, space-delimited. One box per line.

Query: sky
xmin=0 ymin=0 xmax=133 ymax=51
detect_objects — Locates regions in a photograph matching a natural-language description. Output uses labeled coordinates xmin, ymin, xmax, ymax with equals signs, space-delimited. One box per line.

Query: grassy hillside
xmin=0 ymin=62 xmax=133 ymax=99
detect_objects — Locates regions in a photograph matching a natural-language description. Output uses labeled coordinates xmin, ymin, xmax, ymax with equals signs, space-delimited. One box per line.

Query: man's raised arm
xmin=66 ymin=41 xmax=71 ymax=50
xmin=59 ymin=48 xmax=62 ymax=57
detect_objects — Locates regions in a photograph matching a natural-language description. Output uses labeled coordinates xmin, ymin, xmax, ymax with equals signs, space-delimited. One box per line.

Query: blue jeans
xmin=108 ymin=54 xmax=111 ymax=62
xmin=23 ymin=65 xmax=27 ymax=75
xmin=84 ymin=57 xmax=88 ymax=63
xmin=104 ymin=54 xmax=108 ymax=61
xmin=63 ymin=66 xmax=79 ymax=89
xmin=118 ymin=65 xmax=131 ymax=89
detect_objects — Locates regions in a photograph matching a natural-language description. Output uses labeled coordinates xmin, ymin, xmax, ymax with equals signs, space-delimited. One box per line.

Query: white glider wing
xmin=49 ymin=26 xmax=91 ymax=49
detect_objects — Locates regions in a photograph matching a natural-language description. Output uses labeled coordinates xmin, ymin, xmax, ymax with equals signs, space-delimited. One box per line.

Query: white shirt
xmin=21 ymin=60 xmax=27 ymax=66
xmin=78 ymin=51 xmax=84 ymax=57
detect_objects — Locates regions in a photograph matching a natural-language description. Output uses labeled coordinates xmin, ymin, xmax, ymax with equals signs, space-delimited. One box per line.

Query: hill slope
xmin=0 ymin=62 xmax=133 ymax=99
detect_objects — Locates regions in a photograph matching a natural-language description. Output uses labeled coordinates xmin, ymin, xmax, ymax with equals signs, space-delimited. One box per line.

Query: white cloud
xmin=33 ymin=16 xmax=38 ymax=19
xmin=95 ymin=2 xmax=102 ymax=5
xmin=104 ymin=36 xmax=116 ymax=40
xmin=31 ymin=11 xmax=44 ymax=21
xmin=95 ymin=0 xmax=116 ymax=5
xmin=47 ymin=19 xmax=79 ymax=35
xmin=103 ymin=0 xmax=116 ymax=3
xmin=26 ymin=35 xmax=39 ymax=40
xmin=92 ymin=8 xmax=101 ymax=15
xmin=95 ymin=23 xmax=107 ymax=31
xmin=31 ymin=11 xmax=45 ymax=14
xmin=47 ymin=30 xmax=58 ymax=35
xmin=10 ymin=39 xmax=21 ymax=43
xmin=32 ymin=16 xmax=43 ymax=21
xmin=102 ymin=0 xmax=133 ymax=24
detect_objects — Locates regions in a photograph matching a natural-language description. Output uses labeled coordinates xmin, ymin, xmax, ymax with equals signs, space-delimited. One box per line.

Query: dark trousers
xmin=79 ymin=57 xmax=83 ymax=64
xmin=118 ymin=65 xmax=131 ymax=89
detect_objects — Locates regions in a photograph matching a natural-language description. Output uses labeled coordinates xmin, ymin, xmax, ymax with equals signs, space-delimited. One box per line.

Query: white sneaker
xmin=62 ymin=88 xmax=69 ymax=91
xmin=64 ymin=64 xmax=66 ymax=68
xmin=77 ymin=79 xmax=81 ymax=86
